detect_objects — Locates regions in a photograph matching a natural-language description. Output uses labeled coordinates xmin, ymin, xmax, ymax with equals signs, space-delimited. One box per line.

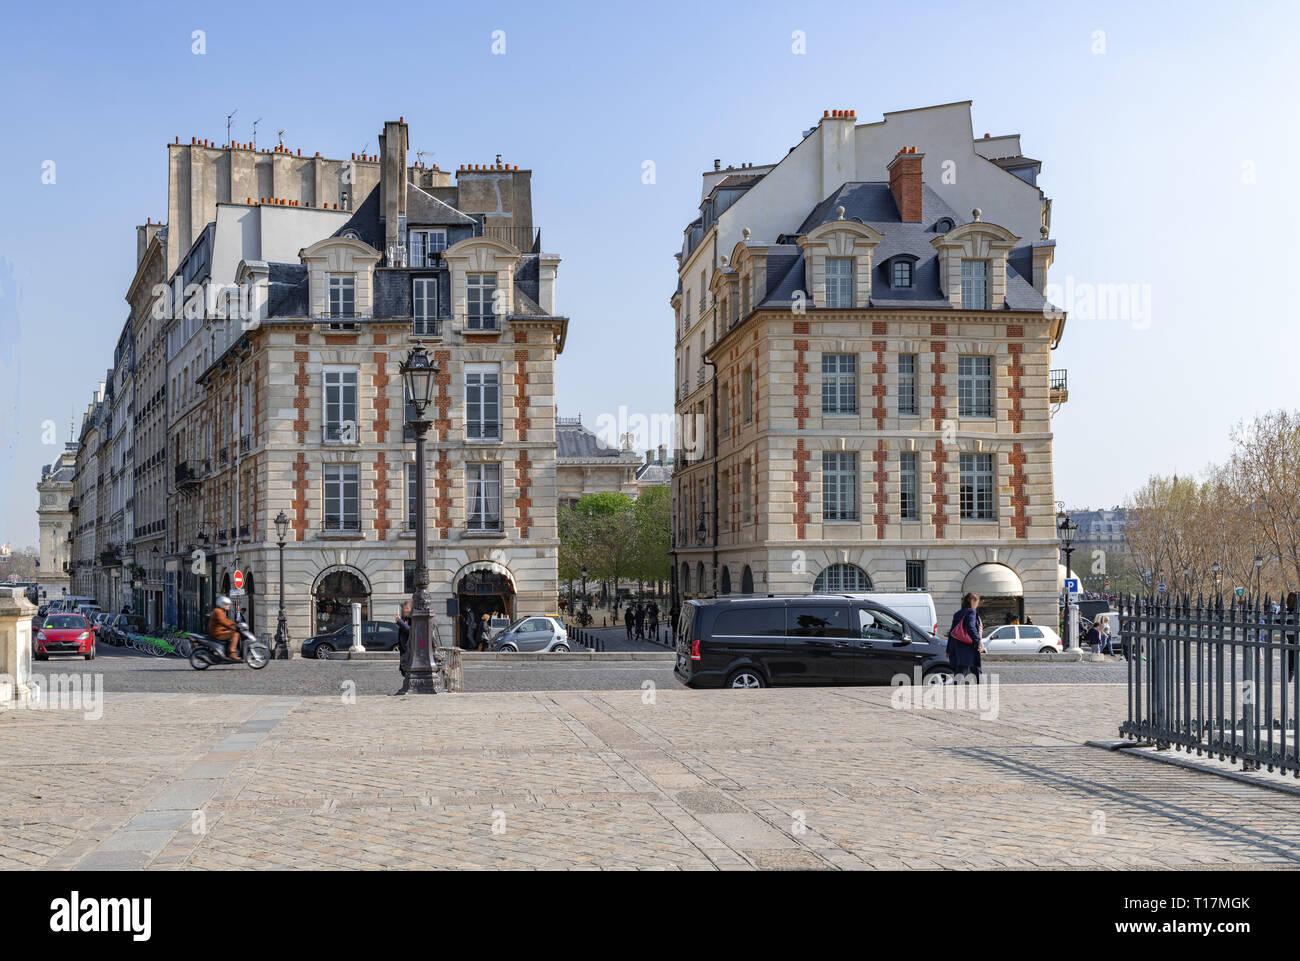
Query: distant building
xmin=36 ymin=442 xmax=78 ymax=601
xmin=555 ymin=416 xmax=642 ymax=507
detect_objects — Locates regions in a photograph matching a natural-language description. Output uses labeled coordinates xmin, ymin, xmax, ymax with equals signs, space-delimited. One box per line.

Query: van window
xmin=713 ymin=607 xmax=784 ymax=636
xmin=859 ymin=607 xmax=907 ymax=640
xmin=786 ymin=605 xmax=852 ymax=637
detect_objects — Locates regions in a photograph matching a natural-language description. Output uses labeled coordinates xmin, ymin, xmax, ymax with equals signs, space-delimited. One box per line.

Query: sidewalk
xmin=3 ymin=683 xmax=1299 ymax=870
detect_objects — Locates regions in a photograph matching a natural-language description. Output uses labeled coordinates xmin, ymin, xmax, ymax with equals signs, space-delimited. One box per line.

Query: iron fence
xmin=1119 ymin=593 xmax=1300 ymax=776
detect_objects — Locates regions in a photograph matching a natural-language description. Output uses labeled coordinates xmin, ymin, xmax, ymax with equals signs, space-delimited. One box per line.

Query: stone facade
xmin=671 ymin=104 xmax=1067 ymax=626
xmin=35 ymin=444 xmax=76 ymax=603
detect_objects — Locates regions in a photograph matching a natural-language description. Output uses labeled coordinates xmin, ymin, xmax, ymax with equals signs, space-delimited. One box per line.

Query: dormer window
xmin=960 ymin=260 xmax=989 ymax=310
xmin=328 ymin=274 xmax=355 ymax=318
xmin=890 ymin=259 xmax=913 ymax=289
xmin=825 ymin=257 xmax=853 ymax=307
xmin=934 ymin=218 xmax=955 ymax=233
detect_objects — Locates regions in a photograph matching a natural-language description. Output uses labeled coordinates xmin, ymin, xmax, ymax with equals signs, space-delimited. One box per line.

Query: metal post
xmin=406 ymin=417 xmax=442 ymax=693
xmin=273 ymin=536 xmax=290 ymax=659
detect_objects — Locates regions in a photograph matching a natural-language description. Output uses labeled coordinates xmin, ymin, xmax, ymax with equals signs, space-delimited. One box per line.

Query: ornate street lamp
xmin=1212 ymin=561 xmax=1222 ymax=600
xmin=399 ymin=344 xmax=443 ymax=694
xmin=1254 ymin=554 xmax=1264 ymax=602
xmin=1056 ymin=510 xmax=1078 ymax=594
xmin=273 ymin=510 xmax=291 ymax=659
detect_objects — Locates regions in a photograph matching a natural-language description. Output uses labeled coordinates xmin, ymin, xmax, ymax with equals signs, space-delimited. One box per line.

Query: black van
xmin=674 ymin=595 xmax=952 ymax=689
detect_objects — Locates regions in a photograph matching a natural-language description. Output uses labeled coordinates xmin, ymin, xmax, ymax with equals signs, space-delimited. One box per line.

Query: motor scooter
xmin=188 ymin=616 xmax=270 ymax=670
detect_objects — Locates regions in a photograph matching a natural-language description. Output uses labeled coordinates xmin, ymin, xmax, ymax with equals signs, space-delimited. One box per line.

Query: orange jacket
xmin=208 ymin=607 xmax=237 ymax=642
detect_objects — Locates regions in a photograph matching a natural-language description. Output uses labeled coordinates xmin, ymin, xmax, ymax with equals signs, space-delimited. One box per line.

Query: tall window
xmin=822 ymin=451 xmax=858 ymax=521
xmin=467 ymin=463 xmax=502 ymax=531
xmin=742 ymin=460 xmax=752 ymax=524
xmin=323 ymin=465 xmax=360 ymax=531
xmin=328 ymin=274 xmax=355 ymax=318
xmin=826 ymin=257 xmax=854 ymax=308
xmin=466 ymin=366 xmax=501 ymax=440
xmin=719 ymin=384 xmax=730 ymax=437
xmin=958 ymin=356 xmax=993 ymax=417
xmin=467 ymin=273 xmax=497 ymax=329
xmin=959 ymin=452 xmax=995 ymax=520
xmin=822 ymin=354 xmax=857 ymax=414
xmin=905 ymin=559 xmax=926 ymax=591
xmin=898 ymin=353 xmax=917 ymax=415
xmin=960 ymin=260 xmax=989 ymax=310
xmin=323 ymin=368 xmax=358 ymax=443
xmin=406 ymin=462 xmax=419 ymax=531
xmin=413 ymin=278 xmax=438 ymax=334
xmin=900 ymin=451 xmax=919 ymax=520
xmin=742 ymin=366 xmax=753 ymax=423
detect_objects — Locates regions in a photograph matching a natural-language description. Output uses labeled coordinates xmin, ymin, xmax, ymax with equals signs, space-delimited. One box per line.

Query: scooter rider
xmin=208 ymin=595 xmax=240 ymax=661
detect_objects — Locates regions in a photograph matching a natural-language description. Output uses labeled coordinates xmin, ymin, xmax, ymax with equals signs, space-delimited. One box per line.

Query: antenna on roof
xmin=277 ymin=129 xmax=285 ymax=149
xmin=226 ymin=108 xmax=237 ymax=146
xmin=252 ymin=117 xmax=262 ymax=150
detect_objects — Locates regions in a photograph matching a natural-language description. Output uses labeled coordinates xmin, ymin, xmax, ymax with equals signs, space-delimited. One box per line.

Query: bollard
xmin=349 ymin=601 xmax=365 ymax=653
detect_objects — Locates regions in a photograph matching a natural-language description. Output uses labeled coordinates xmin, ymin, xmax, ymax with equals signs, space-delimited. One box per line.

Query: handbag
xmin=950 ymin=613 xmax=975 ymax=645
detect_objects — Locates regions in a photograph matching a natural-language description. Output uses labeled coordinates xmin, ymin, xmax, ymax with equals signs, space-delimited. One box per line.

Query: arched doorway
xmin=680 ymin=562 xmax=690 ymax=595
xmin=244 ymin=571 xmax=256 ymax=632
xmin=456 ymin=565 xmax=516 ymax=649
xmin=697 ymin=562 xmax=707 ymax=597
xmin=963 ymin=563 xmax=1024 ymax=626
xmin=312 ymin=567 xmax=370 ymax=636
xmin=741 ymin=565 xmax=754 ymax=594
xmin=720 ymin=566 xmax=732 ymax=595
xmin=814 ymin=563 xmax=872 ymax=593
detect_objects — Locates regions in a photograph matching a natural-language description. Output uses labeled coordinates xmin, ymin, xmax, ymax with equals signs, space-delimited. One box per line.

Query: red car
xmin=34 ymin=614 xmax=96 ymax=660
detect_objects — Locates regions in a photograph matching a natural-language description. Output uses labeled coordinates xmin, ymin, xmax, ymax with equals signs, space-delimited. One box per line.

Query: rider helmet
xmin=216 ymin=595 xmax=232 ymax=610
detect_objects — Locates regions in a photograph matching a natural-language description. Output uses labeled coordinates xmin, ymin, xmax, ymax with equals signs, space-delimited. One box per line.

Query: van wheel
xmin=923 ymin=666 xmax=953 ymax=685
xmin=726 ymin=669 xmax=765 ymax=689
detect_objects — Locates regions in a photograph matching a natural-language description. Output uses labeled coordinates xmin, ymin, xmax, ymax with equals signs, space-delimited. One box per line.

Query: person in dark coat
xmin=668 ymin=602 xmax=681 ymax=643
xmin=648 ymin=601 xmax=659 ymax=639
xmin=1084 ymin=621 xmax=1101 ymax=653
xmin=624 ymin=604 xmax=635 ymax=640
xmin=946 ymin=592 xmax=984 ymax=681
xmin=634 ymin=604 xmax=646 ymax=640
xmin=392 ymin=601 xmax=412 ymax=696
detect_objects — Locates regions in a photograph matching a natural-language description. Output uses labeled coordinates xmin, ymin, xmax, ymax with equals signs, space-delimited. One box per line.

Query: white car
xmin=982 ymin=623 xmax=1063 ymax=654
xmin=494 ymin=615 xmax=570 ymax=653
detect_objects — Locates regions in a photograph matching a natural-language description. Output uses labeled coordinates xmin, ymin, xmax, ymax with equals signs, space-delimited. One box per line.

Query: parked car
xmin=33 ymin=613 xmax=96 ymax=660
xmin=675 ymin=595 xmax=952 ymax=689
xmin=983 ymin=623 xmax=1064 ymax=654
xmin=494 ymin=616 xmax=569 ymax=653
xmin=103 ymin=614 xmax=145 ymax=646
xmin=302 ymin=620 xmax=403 ymax=659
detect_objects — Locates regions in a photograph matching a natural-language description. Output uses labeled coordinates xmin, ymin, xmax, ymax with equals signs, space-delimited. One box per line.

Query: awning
xmin=962 ymin=563 xmax=1024 ymax=597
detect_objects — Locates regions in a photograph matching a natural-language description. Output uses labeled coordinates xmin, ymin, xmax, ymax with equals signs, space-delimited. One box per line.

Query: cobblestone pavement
xmin=3 ymin=682 xmax=1296 ymax=870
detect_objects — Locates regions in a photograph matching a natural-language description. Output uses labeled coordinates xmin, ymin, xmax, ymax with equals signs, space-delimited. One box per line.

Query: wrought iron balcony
xmin=1050 ymin=368 xmax=1069 ymax=406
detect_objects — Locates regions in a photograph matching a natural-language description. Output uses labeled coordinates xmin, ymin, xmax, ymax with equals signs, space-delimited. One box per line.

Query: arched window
xmin=814 ymin=563 xmax=872 ymax=593
xmin=720 ymin=566 xmax=731 ymax=595
xmin=680 ymin=562 xmax=690 ymax=594
xmin=697 ymin=562 xmax=707 ymax=595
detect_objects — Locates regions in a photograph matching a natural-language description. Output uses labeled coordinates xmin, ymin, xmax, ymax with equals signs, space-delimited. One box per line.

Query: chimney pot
xmin=824 ymin=110 xmax=830 ymax=118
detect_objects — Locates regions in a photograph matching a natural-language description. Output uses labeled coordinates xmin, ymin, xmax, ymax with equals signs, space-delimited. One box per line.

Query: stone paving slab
xmin=2 ymin=683 xmax=1299 ymax=869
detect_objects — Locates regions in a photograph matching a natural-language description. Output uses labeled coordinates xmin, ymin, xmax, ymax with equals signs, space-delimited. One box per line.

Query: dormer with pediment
xmin=930 ymin=219 xmax=1019 ymax=310
xmin=441 ymin=235 xmax=521 ymax=331
xmin=710 ymin=259 xmax=741 ymax=332
xmin=796 ymin=216 xmax=883 ymax=309
xmin=728 ymin=238 xmax=773 ymax=323
xmin=300 ymin=236 xmax=381 ymax=320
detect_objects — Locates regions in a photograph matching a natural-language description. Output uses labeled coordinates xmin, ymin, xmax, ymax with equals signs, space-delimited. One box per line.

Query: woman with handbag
xmin=946 ymin=592 xmax=985 ymax=680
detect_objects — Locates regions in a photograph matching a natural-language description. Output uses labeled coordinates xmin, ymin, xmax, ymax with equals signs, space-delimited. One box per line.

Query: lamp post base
xmin=273 ymin=614 xmax=291 ymax=659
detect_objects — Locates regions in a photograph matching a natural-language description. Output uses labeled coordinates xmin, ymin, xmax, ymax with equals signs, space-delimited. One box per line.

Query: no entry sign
xmin=233 ymin=570 xmax=244 ymax=591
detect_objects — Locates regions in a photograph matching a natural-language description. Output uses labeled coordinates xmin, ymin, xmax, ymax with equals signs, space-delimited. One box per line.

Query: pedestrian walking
xmin=669 ymin=601 xmax=681 ymax=643
xmin=1084 ymin=619 xmax=1101 ymax=654
xmin=392 ymin=601 xmax=412 ymax=696
xmin=1099 ymin=617 xmax=1115 ymax=656
xmin=648 ymin=601 xmax=659 ymax=640
xmin=624 ymin=604 xmax=634 ymax=640
xmin=946 ymin=592 xmax=984 ymax=681
xmin=634 ymin=604 xmax=646 ymax=640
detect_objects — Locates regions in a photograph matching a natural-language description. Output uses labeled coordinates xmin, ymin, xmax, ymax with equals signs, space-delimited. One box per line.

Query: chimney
xmin=657 ymin=443 xmax=666 ymax=464
xmin=819 ymin=109 xmax=857 ymax=200
xmin=887 ymin=146 xmax=924 ymax=223
xmin=380 ymin=118 xmax=409 ymax=254
xmin=645 ymin=450 xmax=653 ymax=466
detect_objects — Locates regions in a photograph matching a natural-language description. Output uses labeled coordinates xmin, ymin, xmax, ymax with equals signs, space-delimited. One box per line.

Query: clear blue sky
xmin=1 ymin=0 xmax=1297 ymax=548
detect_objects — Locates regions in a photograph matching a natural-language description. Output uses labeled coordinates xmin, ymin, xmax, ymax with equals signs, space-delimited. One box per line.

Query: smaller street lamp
xmin=272 ymin=510 xmax=291 ymax=659
xmin=1212 ymin=561 xmax=1222 ymax=600
xmin=1255 ymin=554 xmax=1264 ymax=602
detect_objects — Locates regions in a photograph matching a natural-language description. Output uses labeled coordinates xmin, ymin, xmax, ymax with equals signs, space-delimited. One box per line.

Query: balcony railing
xmin=1050 ymin=368 xmax=1069 ymax=405
xmin=240 ymin=433 xmax=252 ymax=454
xmin=175 ymin=462 xmax=200 ymax=488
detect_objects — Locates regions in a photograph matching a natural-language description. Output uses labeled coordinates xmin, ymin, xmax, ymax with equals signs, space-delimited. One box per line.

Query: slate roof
xmin=407 ymin=184 xmax=477 ymax=226
xmin=266 ymin=263 xmax=309 ymax=317
xmin=557 ymin=421 xmax=630 ymax=460
xmin=753 ymin=182 xmax=1050 ymax=313
xmin=636 ymin=463 xmax=673 ymax=484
